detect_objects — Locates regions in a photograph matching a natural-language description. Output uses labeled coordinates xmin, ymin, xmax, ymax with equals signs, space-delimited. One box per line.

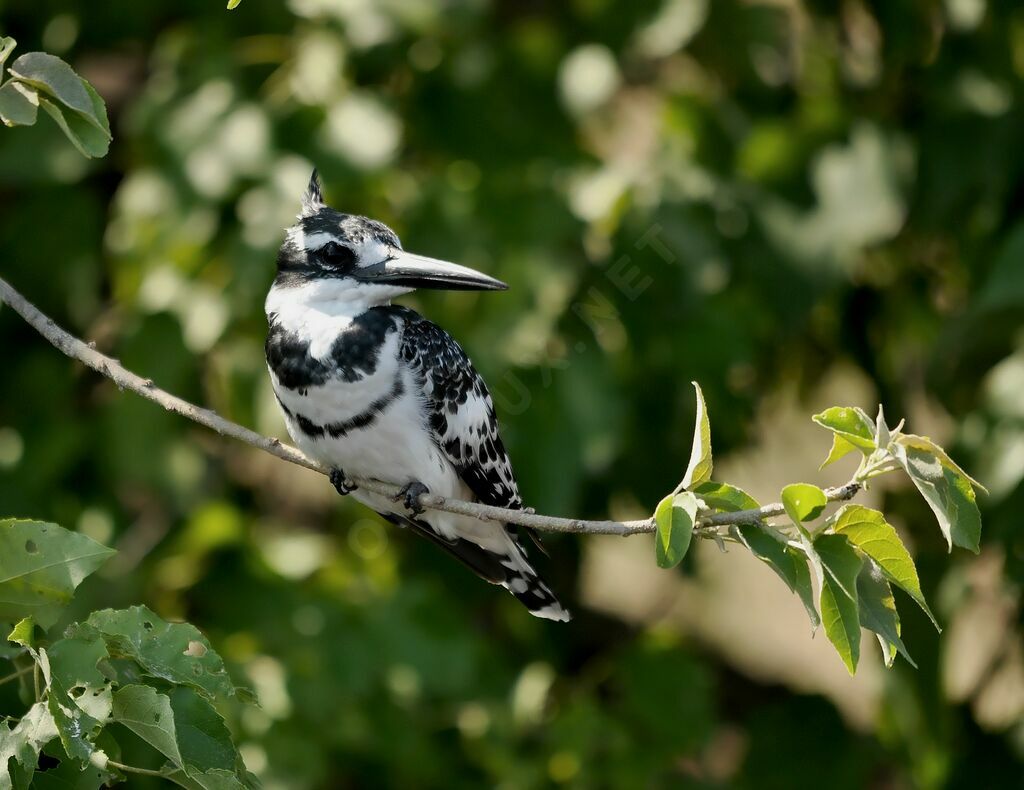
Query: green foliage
xmin=0 ymin=44 xmax=109 ymax=157
xmin=0 ymin=520 xmax=256 ymax=787
xmin=653 ymin=399 xmax=984 ymax=673
xmin=0 ymin=519 xmax=115 ymax=629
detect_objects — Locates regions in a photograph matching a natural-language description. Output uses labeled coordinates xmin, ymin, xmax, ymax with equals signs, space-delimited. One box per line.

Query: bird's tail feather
xmin=380 ymin=512 xmax=571 ymax=622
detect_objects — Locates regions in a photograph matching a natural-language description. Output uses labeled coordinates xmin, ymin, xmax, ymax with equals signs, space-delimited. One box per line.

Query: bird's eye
xmin=319 ymin=241 xmax=356 ymax=271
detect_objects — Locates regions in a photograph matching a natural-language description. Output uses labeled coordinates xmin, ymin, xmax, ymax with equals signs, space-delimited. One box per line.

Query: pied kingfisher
xmin=265 ymin=171 xmax=570 ymax=621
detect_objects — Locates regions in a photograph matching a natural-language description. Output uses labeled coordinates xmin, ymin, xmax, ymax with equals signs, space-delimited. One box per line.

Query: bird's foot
xmin=395 ymin=481 xmax=429 ymax=516
xmin=329 ymin=468 xmax=356 ymax=496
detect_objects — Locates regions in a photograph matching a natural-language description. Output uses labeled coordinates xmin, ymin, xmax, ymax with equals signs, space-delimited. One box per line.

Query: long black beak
xmin=357 ymin=251 xmax=508 ymax=291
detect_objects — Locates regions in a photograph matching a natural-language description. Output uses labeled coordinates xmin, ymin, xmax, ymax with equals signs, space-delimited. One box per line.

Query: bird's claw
xmin=329 ymin=468 xmax=356 ymax=496
xmin=395 ymin=481 xmax=429 ymax=516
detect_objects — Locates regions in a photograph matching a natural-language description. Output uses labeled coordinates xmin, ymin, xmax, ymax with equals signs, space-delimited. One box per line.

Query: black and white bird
xmin=265 ymin=171 xmax=570 ymax=621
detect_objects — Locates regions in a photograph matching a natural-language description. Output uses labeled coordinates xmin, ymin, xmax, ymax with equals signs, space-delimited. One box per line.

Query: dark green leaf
xmin=812 ymin=406 xmax=876 ymax=452
xmin=0 ymin=519 xmax=115 ymax=629
xmin=693 ymin=481 xmax=760 ymax=512
xmin=37 ymin=97 xmax=110 ymax=159
xmin=37 ymin=646 xmax=104 ymax=762
xmin=815 ymin=534 xmax=864 ymax=674
xmin=736 ymin=524 xmax=819 ymax=629
xmin=654 ymin=491 xmax=697 ymax=569
xmin=829 ymin=504 xmax=938 ymax=628
xmin=0 ymin=81 xmax=38 ymax=127
xmin=856 ymin=561 xmax=915 ymax=668
xmin=67 ymin=606 xmax=253 ymax=703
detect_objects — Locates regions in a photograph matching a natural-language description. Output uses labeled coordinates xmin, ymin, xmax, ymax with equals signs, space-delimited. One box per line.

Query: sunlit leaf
xmin=856 ymin=561 xmax=915 ymax=668
xmin=67 ymin=606 xmax=254 ymax=703
xmin=891 ymin=444 xmax=981 ymax=553
xmin=654 ymin=491 xmax=698 ymax=569
xmin=0 ymin=519 xmax=115 ymax=629
xmin=0 ymin=702 xmax=58 ymax=790
xmin=829 ymin=504 xmax=938 ymax=628
xmin=227 ymin=0 xmax=243 ymax=8
xmin=780 ymin=483 xmax=828 ymax=525
xmin=894 ymin=434 xmax=987 ymax=493
xmin=736 ymin=524 xmax=819 ymax=630
xmin=812 ymin=406 xmax=876 ymax=451
xmin=693 ymin=481 xmax=760 ymax=512
xmin=7 ymin=618 xmax=35 ymax=650
xmin=680 ymin=381 xmax=712 ymax=490
xmin=820 ymin=434 xmax=857 ymax=469
xmin=815 ymin=534 xmax=863 ymax=674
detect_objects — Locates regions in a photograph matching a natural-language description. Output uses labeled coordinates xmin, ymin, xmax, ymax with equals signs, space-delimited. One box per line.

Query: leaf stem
xmin=0 ymin=665 xmax=34 ymax=686
xmin=106 ymin=759 xmax=175 ymax=778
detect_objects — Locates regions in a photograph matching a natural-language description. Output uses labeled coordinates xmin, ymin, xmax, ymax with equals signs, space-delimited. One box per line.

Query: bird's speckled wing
xmin=394 ymin=307 xmax=522 ymax=511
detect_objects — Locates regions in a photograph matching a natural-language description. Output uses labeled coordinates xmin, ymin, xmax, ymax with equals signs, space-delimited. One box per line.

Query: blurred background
xmin=1 ymin=0 xmax=1023 ymax=787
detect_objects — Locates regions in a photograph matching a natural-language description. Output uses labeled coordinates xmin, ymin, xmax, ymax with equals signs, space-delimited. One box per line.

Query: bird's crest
xmin=300 ymin=168 xmax=325 ymax=217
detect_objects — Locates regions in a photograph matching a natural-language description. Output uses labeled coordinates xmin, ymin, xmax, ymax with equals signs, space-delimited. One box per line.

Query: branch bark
xmin=0 ymin=276 xmax=860 ymax=537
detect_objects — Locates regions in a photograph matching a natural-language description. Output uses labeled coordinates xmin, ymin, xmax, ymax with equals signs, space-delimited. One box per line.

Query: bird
xmin=264 ymin=170 xmax=570 ymax=622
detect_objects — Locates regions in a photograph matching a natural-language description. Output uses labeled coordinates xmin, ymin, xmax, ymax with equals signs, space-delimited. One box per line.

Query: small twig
xmin=33 ymin=663 xmax=40 ymax=701
xmin=0 ymin=665 xmax=34 ymax=686
xmin=0 ymin=276 xmax=864 ymax=537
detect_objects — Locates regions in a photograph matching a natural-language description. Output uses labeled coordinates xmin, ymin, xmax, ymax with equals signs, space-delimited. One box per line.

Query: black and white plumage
xmin=264 ymin=171 xmax=570 ymax=621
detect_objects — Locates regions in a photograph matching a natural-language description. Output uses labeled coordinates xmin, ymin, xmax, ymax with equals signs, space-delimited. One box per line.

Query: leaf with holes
xmin=679 ymin=382 xmax=712 ymax=489
xmin=736 ymin=524 xmax=819 ymax=630
xmin=812 ymin=406 xmax=876 ymax=453
xmin=890 ymin=443 xmax=982 ymax=553
xmin=66 ymin=606 xmax=254 ymax=703
xmin=0 ymin=519 xmax=115 ymax=629
xmin=693 ymin=481 xmax=759 ymax=512
xmin=0 ymin=702 xmax=58 ymax=790
xmin=829 ymin=504 xmax=937 ymax=628
xmin=654 ymin=491 xmax=698 ymax=569
xmin=815 ymin=534 xmax=863 ymax=674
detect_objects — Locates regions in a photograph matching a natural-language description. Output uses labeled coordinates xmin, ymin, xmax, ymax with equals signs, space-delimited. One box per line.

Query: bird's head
xmin=275 ymin=170 xmax=507 ymax=306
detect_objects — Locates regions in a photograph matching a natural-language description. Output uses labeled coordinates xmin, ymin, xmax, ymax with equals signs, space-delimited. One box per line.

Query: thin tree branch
xmin=0 ymin=276 xmax=861 ymax=537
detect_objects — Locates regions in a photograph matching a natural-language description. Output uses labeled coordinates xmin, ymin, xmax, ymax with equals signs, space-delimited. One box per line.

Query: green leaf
xmin=736 ymin=524 xmax=819 ymax=629
xmin=38 ymin=96 xmax=110 ymax=158
xmin=812 ymin=406 xmax=876 ymax=452
xmin=856 ymin=561 xmax=915 ymax=668
xmin=7 ymin=618 xmax=35 ymax=650
xmin=829 ymin=504 xmax=938 ymax=629
xmin=0 ymin=702 xmax=58 ymax=790
xmin=0 ymin=81 xmax=38 ymax=127
xmin=894 ymin=434 xmax=987 ymax=493
xmin=679 ymin=381 xmax=712 ymax=489
xmin=0 ymin=519 xmax=115 ymax=629
xmin=36 ymin=646 xmax=104 ymax=763
xmin=693 ymin=481 xmax=760 ymax=512
xmin=0 ymin=37 xmax=16 ymax=69
xmin=112 ymin=685 xmax=254 ymax=789
xmin=227 ymin=0 xmax=243 ymax=8
xmin=820 ymin=434 xmax=857 ymax=469
xmin=815 ymin=534 xmax=864 ymax=674
xmin=781 ymin=483 xmax=828 ymax=525
xmin=66 ymin=606 xmax=253 ymax=703
xmin=654 ymin=491 xmax=697 ymax=569
xmin=7 ymin=53 xmax=106 ymax=133
xmin=891 ymin=444 xmax=982 ymax=553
